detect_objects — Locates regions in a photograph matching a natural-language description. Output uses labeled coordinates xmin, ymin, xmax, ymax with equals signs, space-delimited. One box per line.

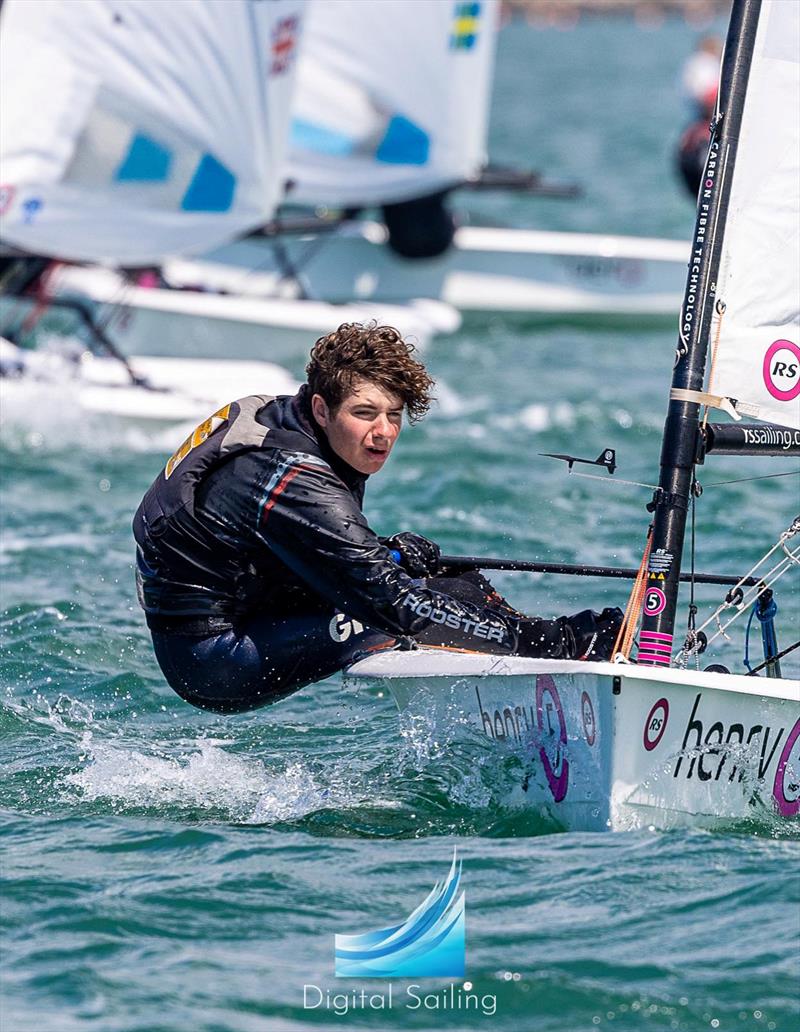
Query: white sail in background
xmin=286 ymin=0 xmax=498 ymax=207
xmin=708 ymin=0 xmax=800 ymax=430
xmin=0 ymin=0 xmax=305 ymax=264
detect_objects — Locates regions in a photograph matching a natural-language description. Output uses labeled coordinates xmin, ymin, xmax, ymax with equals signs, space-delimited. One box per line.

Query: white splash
xmin=63 ymin=737 xmax=352 ymax=824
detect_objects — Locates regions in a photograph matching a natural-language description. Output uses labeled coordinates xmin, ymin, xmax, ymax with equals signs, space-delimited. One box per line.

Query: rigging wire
xmin=567 ymin=469 xmax=798 ymax=493
xmin=708 ymin=556 xmax=796 ymax=646
xmin=683 ymin=475 xmax=700 ymax=669
xmin=568 ymin=470 xmax=657 ymax=490
xmin=701 ymin=469 xmax=800 ymax=488
xmin=675 ymin=515 xmax=800 ymax=662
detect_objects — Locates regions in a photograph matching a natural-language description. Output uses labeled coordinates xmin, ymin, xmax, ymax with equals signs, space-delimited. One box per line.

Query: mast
xmin=638 ymin=0 xmax=763 ymax=667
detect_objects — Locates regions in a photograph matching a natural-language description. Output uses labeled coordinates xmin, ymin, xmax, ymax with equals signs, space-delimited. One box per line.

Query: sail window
xmin=376 ymin=116 xmax=430 ymax=166
xmin=291 ymin=119 xmax=354 ymax=157
xmin=181 ymin=154 xmax=236 ymax=213
xmin=115 ymin=133 xmax=172 ymax=183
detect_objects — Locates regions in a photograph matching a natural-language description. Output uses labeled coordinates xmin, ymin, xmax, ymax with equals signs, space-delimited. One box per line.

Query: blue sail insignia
xmin=115 ymin=133 xmax=172 ymax=183
xmin=181 ymin=154 xmax=236 ymax=212
xmin=375 ymin=116 xmax=430 ymax=166
xmin=291 ymin=118 xmax=355 ymax=157
xmin=293 ymin=114 xmax=430 ymax=166
xmin=335 ymin=850 xmax=465 ymax=978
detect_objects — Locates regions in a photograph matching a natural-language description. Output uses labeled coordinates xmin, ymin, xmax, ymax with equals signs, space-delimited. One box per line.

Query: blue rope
xmin=742 ymin=604 xmax=757 ymax=673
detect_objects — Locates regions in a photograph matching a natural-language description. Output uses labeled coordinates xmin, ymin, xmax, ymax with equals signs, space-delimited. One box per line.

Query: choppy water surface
xmin=2 ymin=16 xmax=799 ymax=1032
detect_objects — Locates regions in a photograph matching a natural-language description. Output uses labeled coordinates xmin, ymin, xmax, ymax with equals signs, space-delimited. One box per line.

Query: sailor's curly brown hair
xmin=306 ymin=322 xmax=435 ymax=422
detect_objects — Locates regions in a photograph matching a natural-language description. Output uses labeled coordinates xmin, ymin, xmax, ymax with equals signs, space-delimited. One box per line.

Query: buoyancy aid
xmin=133 ymin=391 xmax=325 ymax=619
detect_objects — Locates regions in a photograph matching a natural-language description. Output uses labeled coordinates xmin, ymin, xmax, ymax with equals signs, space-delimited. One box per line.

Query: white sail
xmin=708 ymin=0 xmax=800 ymax=430
xmin=286 ymin=0 xmax=498 ymax=207
xmin=0 ymin=0 xmax=305 ymax=264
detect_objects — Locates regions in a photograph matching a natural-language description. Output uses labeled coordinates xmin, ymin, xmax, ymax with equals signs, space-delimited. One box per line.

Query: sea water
xmin=2 ymin=14 xmax=799 ymax=1032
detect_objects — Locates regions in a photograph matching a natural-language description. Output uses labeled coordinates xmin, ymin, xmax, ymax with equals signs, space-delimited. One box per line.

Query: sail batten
xmin=0 ymin=0 xmax=305 ymax=265
xmin=708 ymin=0 xmax=800 ymax=430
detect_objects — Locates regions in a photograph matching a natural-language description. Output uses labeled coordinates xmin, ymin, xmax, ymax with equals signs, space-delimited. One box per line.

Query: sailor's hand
xmin=382 ymin=532 xmax=441 ymax=577
xmin=563 ymin=607 xmax=625 ymax=661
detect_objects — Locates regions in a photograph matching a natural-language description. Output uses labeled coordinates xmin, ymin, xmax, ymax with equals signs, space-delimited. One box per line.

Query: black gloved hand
xmin=514 ymin=607 xmax=625 ymax=660
xmin=382 ymin=532 xmax=441 ymax=578
xmin=564 ymin=607 xmax=624 ymax=661
xmin=515 ymin=616 xmax=573 ymax=658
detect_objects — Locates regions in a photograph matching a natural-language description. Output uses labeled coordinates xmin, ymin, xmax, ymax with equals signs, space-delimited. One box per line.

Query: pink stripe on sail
xmin=640 ymin=631 xmax=673 ymax=643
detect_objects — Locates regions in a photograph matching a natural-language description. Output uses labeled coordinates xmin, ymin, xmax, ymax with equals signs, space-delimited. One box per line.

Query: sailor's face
xmin=312 ymin=379 xmax=403 ymax=474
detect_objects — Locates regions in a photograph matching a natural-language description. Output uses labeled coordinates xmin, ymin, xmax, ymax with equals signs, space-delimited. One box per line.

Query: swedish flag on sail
xmin=450 ymin=2 xmax=482 ymax=50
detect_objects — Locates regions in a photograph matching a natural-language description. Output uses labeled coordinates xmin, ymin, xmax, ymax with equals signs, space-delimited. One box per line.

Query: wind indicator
xmin=539 ymin=448 xmax=617 ymax=475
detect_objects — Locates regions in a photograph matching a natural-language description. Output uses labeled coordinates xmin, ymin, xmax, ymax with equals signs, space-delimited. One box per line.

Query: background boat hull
xmin=197 ymin=224 xmax=689 ymax=319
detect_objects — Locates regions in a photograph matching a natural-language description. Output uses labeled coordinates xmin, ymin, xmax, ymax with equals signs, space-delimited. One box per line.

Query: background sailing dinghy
xmin=181 ymin=0 xmax=689 ymax=322
xmin=0 ymin=0 xmax=457 ymax=423
xmin=0 ymin=262 xmax=458 ymax=370
xmin=346 ymin=0 xmax=800 ymax=833
xmin=182 ymin=224 xmax=689 ymax=324
xmin=0 ymin=334 xmax=298 ymax=425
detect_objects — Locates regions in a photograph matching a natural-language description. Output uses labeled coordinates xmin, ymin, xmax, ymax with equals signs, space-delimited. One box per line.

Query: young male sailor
xmin=133 ymin=323 xmax=622 ymax=713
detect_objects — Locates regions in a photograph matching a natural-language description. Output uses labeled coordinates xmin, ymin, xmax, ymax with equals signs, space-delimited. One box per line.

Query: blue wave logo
xmin=335 ymin=850 xmax=465 ymax=978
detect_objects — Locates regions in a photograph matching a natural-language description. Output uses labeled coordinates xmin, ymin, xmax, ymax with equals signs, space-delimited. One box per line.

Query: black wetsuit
xmin=133 ymin=387 xmax=570 ymax=713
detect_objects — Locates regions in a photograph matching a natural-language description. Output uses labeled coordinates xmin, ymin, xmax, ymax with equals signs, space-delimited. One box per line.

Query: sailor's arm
xmin=252 ymin=459 xmax=567 ymax=655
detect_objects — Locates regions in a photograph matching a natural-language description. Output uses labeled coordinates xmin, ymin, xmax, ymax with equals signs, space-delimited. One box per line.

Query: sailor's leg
xmin=428 ymin=569 xmax=525 ymax=616
xmin=151 ymin=613 xmax=391 ymax=714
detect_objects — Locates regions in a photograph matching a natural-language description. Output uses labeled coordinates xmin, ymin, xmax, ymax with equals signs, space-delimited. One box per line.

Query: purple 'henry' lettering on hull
xmin=673 ymin=693 xmax=788 ymax=788
xmin=474 ymin=686 xmax=535 ymax=744
xmin=773 ymin=718 xmax=800 ymax=818
xmin=536 ymin=675 xmax=569 ymax=802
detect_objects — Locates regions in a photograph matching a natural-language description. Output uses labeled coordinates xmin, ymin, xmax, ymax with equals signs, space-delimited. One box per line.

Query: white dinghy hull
xmin=345 ymin=649 xmax=800 ymax=833
xmin=0 ymin=338 xmax=298 ymax=425
xmin=0 ymin=264 xmax=459 ymax=372
xmin=187 ymin=223 xmax=690 ymax=322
